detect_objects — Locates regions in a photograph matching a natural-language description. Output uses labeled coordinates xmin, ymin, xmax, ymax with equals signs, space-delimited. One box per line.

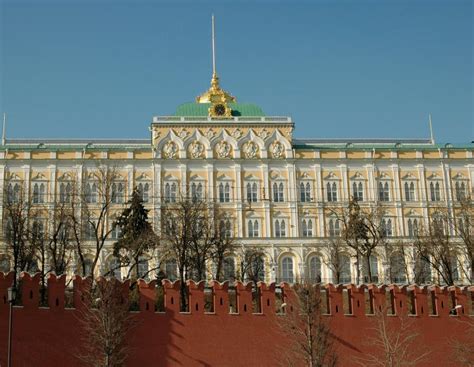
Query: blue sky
xmin=0 ymin=0 xmax=472 ymax=143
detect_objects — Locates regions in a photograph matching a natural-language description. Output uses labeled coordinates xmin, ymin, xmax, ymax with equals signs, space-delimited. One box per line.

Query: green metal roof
xmin=174 ymin=103 xmax=265 ymax=117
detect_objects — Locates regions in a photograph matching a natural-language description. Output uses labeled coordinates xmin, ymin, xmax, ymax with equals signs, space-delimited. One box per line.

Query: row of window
xmin=4 ymin=216 xmax=422 ymax=241
xmin=6 ymin=179 xmax=470 ymax=205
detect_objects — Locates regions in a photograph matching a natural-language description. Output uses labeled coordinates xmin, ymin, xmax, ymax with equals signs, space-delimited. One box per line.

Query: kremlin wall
xmin=0 ymin=272 xmax=472 ymax=366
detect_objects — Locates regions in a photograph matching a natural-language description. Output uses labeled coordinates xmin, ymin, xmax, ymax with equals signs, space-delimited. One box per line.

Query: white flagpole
xmin=212 ymin=14 xmax=216 ymax=75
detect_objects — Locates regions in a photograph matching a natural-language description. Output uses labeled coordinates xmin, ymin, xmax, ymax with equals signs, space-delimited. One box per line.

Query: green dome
xmin=174 ymin=103 xmax=265 ymax=117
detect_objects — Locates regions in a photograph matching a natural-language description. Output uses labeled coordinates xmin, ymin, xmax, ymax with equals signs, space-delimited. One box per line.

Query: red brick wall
xmin=0 ymin=272 xmax=472 ymax=367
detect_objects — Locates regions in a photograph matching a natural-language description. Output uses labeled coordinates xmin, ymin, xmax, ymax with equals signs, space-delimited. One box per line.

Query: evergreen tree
xmin=113 ymin=188 xmax=157 ymax=281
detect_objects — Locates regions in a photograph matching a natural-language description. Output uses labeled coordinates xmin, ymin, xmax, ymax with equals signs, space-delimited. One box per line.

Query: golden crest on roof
xmin=195 ymin=15 xmax=235 ymax=118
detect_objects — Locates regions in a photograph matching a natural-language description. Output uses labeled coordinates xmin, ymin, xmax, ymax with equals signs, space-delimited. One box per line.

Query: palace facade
xmin=0 ymin=69 xmax=473 ymax=285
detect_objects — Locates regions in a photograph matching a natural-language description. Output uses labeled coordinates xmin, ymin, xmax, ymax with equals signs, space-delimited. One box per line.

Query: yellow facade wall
xmin=109 ymin=152 xmax=129 ymax=160
xmin=57 ymin=152 xmax=78 ymax=160
xmin=398 ymin=151 xmax=417 ymax=159
xmin=320 ymin=151 xmax=340 ymax=159
xmin=134 ymin=150 xmax=152 ymax=159
xmin=423 ymin=151 xmax=440 ymax=159
xmin=31 ymin=152 xmax=51 ymax=159
xmin=347 ymin=151 xmax=366 ymax=159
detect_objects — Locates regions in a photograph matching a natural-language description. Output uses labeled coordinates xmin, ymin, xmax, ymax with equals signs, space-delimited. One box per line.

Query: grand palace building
xmin=0 ymin=48 xmax=473 ymax=285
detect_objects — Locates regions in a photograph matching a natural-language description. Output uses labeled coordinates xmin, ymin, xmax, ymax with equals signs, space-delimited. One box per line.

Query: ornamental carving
xmin=259 ymin=129 xmax=269 ymax=140
xmin=190 ymin=141 xmax=205 ymax=158
xmin=271 ymin=141 xmax=284 ymax=158
xmin=179 ymin=129 xmax=189 ymax=139
xmin=232 ymin=128 xmax=243 ymax=139
xmin=243 ymin=142 xmax=258 ymax=159
xmin=206 ymin=128 xmax=216 ymax=140
xmin=163 ymin=141 xmax=178 ymax=159
xmin=216 ymin=141 xmax=231 ymax=158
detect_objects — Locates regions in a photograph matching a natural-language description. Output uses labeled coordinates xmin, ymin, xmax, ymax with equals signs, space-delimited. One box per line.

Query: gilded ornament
xmin=190 ymin=141 xmax=205 ymax=158
xmin=163 ymin=141 xmax=178 ymax=159
xmin=244 ymin=142 xmax=258 ymax=159
xmin=271 ymin=141 xmax=284 ymax=158
xmin=216 ymin=141 xmax=231 ymax=158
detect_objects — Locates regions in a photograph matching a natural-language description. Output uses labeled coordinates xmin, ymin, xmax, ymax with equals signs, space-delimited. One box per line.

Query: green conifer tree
xmin=113 ymin=188 xmax=157 ymax=281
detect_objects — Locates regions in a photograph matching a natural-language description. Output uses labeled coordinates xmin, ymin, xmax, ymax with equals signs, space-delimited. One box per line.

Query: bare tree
xmin=414 ymin=210 xmax=460 ymax=286
xmin=161 ymin=194 xmax=207 ymax=311
xmin=237 ymin=246 xmax=266 ymax=284
xmin=279 ymin=281 xmax=337 ymax=367
xmin=211 ymin=211 xmax=238 ymax=282
xmin=3 ymin=178 xmax=36 ymax=287
xmin=78 ymin=279 xmax=132 ymax=367
xmin=323 ymin=238 xmax=347 ymax=284
xmin=70 ymin=166 xmax=118 ymax=278
xmin=453 ymin=196 xmax=473 ymax=284
xmin=334 ymin=199 xmax=385 ymax=284
xmin=47 ymin=200 xmax=76 ymax=276
xmin=356 ymin=305 xmax=428 ymax=367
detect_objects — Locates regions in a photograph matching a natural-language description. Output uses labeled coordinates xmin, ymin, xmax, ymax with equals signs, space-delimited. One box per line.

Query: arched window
xmin=273 ymin=182 xmax=284 ymax=202
xmin=191 ymin=182 xmax=203 ymax=201
xmin=300 ymin=182 xmax=311 ymax=202
xmin=224 ymin=183 xmax=230 ymax=202
xmin=352 ymin=182 xmax=364 ymax=201
xmin=223 ymin=257 xmax=235 ymax=281
xmin=138 ymin=182 xmax=150 ymax=203
xmin=407 ymin=218 xmax=418 ymax=238
xmin=381 ymin=218 xmax=393 ymax=237
xmin=450 ymin=257 xmax=459 ymax=282
xmin=430 ymin=182 xmax=441 ymax=201
xmin=164 ymin=259 xmax=177 ymax=281
xmin=8 ymin=183 xmax=21 ymax=203
xmin=170 ymin=182 xmax=177 ymax=202
xmin=112 ymin=182 xmax=124 ymax=204
xmin=85 ymin=182 xmax=98 ymax=203
xmin=390 ymin=253 xmax=406 ymax=284
xmin=219 ymin=182 xmax=230 ymax=203
xmin=404 ymin=182 xmax=413 ymax=201
xmin=273 ymin=182 xmax=278 ymax=202
xmin=246 ymin=182 xmax=258 ymax=202
xmin=327 ymin=182 xmax=338 ymax=202
xmin=300 ymin=182 xmax=305 ymax=202
xmin=281 ymin=257 xmax=294 ymax=283
xmin=59 ymin=182 xmax=72 ymax=203
xmin=138 ymin=257 xmax=149 ymax=280
xmin=338 ymin=254 xmax=351 ymax=283
xmin=328 ymin=219 xmax=340 ymax=237
xmin=33 ymin=183 xmax=45 ymax=204
xmin=274 ymin=219 xmax=286 ymax=237
xmin=378 ymin=182 xmax=390 ymax=201
xmin=278 ymin=183 xmax=284 ymax=202
xmin=165 ymin=182 xmax=171 ymax=203
xmin=362 ymin=255 xmax=379 ymax=283
xmin=308 ymin=256 xmax=321 ymax=283
xmin=302 ymin=219 xmax=308 ymax=237
xmin=107 ymin=257 xmax=122 ymax=279
xmin=219 ymin=183 xmax=224 ymax=202
xmin=455 ymin=181 xmax=466 ymax=201
xmin=0 ymin=256 xmax=10 ymax=273
xmin=83 ymin=258 xmax=94 ymax=277
xmin=248 ymin=220 xmax=259 ymax=238
xmin=414 ymin=255 xmax=431 ymax=284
